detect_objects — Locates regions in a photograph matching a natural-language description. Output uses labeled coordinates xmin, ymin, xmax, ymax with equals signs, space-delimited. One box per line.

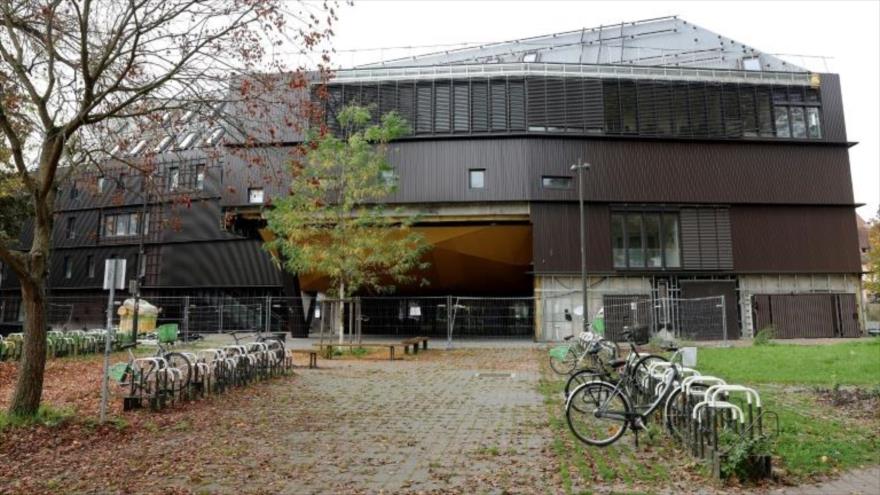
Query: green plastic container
xmin=156 ymin=324 xmax=179 ymax=344
xmin=549 ymin=346 xmax=571 ymax=360
xmin=109 ymin=363 xmax=130 ymax=382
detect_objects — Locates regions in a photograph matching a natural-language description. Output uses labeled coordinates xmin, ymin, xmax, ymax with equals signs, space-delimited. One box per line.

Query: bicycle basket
xmin=109 ymin=363 xmax=130 ymax=383
xmin=549 ymin=346 xmax=571 ymax=360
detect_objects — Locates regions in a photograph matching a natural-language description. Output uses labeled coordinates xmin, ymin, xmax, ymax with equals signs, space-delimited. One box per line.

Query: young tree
xmin=0 ymin=0 xmax=336 ymax=416
xmin=866 ymin=216 xmax=880 ymax=298
xmin=266 ymin=105 xmax=430 ymax=342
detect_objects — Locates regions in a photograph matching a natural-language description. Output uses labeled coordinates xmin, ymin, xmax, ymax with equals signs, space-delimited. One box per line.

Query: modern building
xmin=0 ymin=16 xmax=865 ymax=340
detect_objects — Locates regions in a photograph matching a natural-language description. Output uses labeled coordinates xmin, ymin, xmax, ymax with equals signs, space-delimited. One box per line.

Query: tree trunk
xmin=336 ymin=281 xmax=345 ymax=344
xmin=8 ymin=279 xmax=48 ymax=416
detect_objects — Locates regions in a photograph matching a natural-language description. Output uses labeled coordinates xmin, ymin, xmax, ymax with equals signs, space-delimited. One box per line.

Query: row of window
xmin=69 ymin=163 xmax=207 ymax=199
xmin=466 ymin=169 xmax=576 ymax=190
xmin=61 ymin=254 xmax=139 ymax=280
xmin=319 ymin=77 xmax=825 ymax=141
xmin=611 ymin=212 xmax=681 ymax=269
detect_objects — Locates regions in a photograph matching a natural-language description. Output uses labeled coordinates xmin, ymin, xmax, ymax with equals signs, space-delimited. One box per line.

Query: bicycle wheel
xmin=566 ymin=381 xmax=630 ymax=447
xmin=626 ymin=354 xmax=668 ymax=406
xmin=564 ymin=369 xmax=602 ymax=402
xmin=260 ymin=337 xmax=286 ymax=364
xmin=164 ymin=352 xmax=193 ymax=391
xmin=550 ymin=347 xmax=578 ymax=375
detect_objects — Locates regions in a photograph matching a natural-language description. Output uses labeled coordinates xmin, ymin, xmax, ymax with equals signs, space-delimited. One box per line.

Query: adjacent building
xmin=0 ymin=16 xmax=865 ymax=340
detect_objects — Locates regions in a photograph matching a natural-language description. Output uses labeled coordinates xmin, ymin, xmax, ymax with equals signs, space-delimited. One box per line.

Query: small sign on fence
xmin=103 ymin=259 xmax=126 ymax=290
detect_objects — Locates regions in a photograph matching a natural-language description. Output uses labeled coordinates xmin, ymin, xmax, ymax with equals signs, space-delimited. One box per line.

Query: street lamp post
xmin=570 ymin=159 xmax=591 ymax=333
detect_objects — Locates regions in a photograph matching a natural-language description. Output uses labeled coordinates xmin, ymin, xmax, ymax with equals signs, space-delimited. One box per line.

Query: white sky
xmin=320 ymin=0 xmax=880 ymax=218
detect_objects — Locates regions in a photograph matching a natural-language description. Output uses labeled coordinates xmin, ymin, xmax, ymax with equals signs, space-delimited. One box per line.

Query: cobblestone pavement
xmin=271 ymin=349 xmax=557 ymax=494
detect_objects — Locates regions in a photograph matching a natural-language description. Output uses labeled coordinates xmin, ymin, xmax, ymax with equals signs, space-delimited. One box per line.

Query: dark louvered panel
xmin=490 ymin=80 xmax=508 ymax=131
xmin=722 ymin=85 xmax=742 ymax=137
xmin=697 ymin=209 xmax=719 ymax=268
xmin=637 ymin=81 xmax=657 ymax=136
xmin=603 ymin=80 xmax=621 ymax=134
xmin=360 ymin=84 xmax=379 ymax=123
xmin=397 ymin=83 xmax=416 ymax=130
xmin=415 ymin=83 xmax=433 ymax=134
xmin=526 ymin=77 xmax=547 ymax=129
xmin=715 ymin=208 xmax=733 ymax=269
xmin=508 ymin=79 xmax=526 ymax=131
xmin=434 ymin=81 xmax=451 ymax=133
xmin=688 ymin=84 xmax=708 ymax=137
xmin=672 ymin=82 xmax=691 ymax=137
xmin=619 ymin=80 xmax=638 ymax=134
xmin=756 ymin=86 xmax=774 ymax=137
xmin=453 ymin=82 xmax=470 ymax=132
xmin=705 ymin=84 xmax=724 ymax=136
xmin=325 ymin=85 xmax=345 ymax=134
xmin=564 ymin=78 xmax=585 ymax=131
xmin=739 ymin=85 xmax=758 ymax=137
xmin=471 ymin=80 xmax=489 ymax=132
xmin=545 ymin=77 xmax=566 ymax=131
xmin=680 ymin=209 xmax=701 ymax=270
xmin=378 ymin=82 xmax=398 ymax=121
xmin=653 ymin=82 xmax=674 ymax=136
xmin=583 ymin=79 xmax=604 ymax=132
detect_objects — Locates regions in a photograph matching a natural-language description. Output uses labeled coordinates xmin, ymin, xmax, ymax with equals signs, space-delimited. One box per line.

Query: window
xmin=63 ymin=256 xmax=72 ymax=279
xmin=70 ymin=183 xmax=79 ymax=199
xmin=195 ymin=164 xmax=205 ymax=191
xmin=102 ymin=213 xmax=142 ymax=238
xmin=468 ymin=169 xmax=485 ymax=189
xmin=806 ymin=107 xmax=822 ymax=138
xmin=380 ymin=169 xmax=396 ymax=186
xmin=789 ymin=106 xmax=807 ymax=138
xmin=610 ymin=211 xmax=681 ymax=269
xmin=87 ymin=255 xmax=95 ymax=278
xmin=169 ymin=167 xmax=180 ymax=191
xmin=65 ymin=217 xmax=76 ymax=240
xmin=97 ymin=176 xmax=107 ymax=193
xmin=743 ymin=57 xmax=762 ymax=71
xmin=248 ymin=187 xmax=264 ymax=204
xmin=774 ymin=106 xmax=791 ymax=137
xmin=541 ymin=176 xmax=573 ymax=189
xmin=522 ymin=53 xmax=538 ymax=63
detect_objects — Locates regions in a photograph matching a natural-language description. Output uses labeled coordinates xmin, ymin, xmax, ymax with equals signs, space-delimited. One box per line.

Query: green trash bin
xmin=591 ymin=307 xmax=605 ymax=336
xmin=156 ymin=324 xmax=179 ymax=344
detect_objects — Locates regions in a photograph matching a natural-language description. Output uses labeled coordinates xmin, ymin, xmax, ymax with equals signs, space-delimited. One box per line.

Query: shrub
xmin=753 ymin=326 xmax=776 ymax=346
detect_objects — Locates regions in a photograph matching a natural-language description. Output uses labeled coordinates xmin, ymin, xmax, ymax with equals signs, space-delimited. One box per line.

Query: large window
xmin=772 ymin=86 xmax=821 ymax=139
xmin=541 ymin=176 xmax=573 ymax=189
xmin=611 ymin=211 xmax=680 ymax=269
xmin=103 ymin=212 xmax=142 ymax=238
xmin=65 ymin=217 xmax=76 ymax=240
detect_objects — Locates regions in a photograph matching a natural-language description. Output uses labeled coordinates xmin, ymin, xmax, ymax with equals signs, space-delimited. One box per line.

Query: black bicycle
xmin=565 ymin=331 xmax=677 ymax=446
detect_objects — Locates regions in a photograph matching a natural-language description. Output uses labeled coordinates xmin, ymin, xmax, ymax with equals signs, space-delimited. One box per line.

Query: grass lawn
xmin=696 ymin=339 xmax=880 ymax=385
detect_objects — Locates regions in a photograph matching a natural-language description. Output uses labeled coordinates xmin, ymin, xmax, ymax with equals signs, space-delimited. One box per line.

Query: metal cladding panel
xmin=219 ymin=146 xmax=295 ymax=207
xmin=157 ymin=240 xmax=282 ymax=288
xmin=531 ymin=202 xmax=612 ymax=273
xmin=159 ymin=199 xmax=240 ymax=243
xmin=49 ymin=246 xmax=140 ymax=289
xmin=818 ymin=74 xmax=846 ymax=142
xmin=729 ymin=205 xmax=862 ymax=273
xmin=385 ymin=139 xmax=531 ymax=203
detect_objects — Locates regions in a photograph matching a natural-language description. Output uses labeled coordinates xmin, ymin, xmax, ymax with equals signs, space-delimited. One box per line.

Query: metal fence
xmin=2 ymin=292 xmax=728 ymax=343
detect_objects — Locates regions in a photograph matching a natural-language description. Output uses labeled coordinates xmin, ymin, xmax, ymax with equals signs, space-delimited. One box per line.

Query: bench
xmin=401 ymin=336 xmax=430 ymax=355
xmin=288 ymin=349 xmax=318 ymax=369
xmin=312 ymin=343 xmax=398 ymax=361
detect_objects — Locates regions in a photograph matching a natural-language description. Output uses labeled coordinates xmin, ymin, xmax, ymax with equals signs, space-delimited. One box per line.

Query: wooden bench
xmin=401 ymin=336 xmax=430 ymax=355
xmin=288 ymin=349 xmax=318 ymax=369
xmin=312 ymin=343 xmax=398 ymax=361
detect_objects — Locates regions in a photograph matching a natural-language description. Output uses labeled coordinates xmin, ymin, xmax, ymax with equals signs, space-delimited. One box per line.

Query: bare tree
xmin=0 ymin=0 xmax=336 ymax=416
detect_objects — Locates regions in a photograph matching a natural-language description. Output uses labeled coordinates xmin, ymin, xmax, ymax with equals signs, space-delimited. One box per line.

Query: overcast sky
xmin=320 ymin=0 xmax=879 ymax=218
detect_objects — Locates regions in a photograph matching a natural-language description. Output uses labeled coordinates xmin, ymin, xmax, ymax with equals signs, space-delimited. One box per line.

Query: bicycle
xmin=115 ymin=342 xmax=193 ymax=409
xmin=562 ymin=329 xmax=665 ymax=402
xmin=565 ymin=331 xmax=679 ymax=446
xmin=550 ymin=329 xmax=620 ymax=375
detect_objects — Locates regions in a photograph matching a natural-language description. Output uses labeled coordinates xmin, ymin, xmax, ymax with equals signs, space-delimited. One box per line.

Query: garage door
xmin=752 ymin=293 xmax=861 ymax=339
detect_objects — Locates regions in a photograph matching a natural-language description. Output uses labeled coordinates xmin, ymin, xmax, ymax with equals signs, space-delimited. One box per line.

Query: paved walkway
xmin=770 ymin=466 xmax=880 ymax=495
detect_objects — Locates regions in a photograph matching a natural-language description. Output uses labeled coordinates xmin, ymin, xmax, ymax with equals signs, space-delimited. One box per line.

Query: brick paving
xmin=271 ymin=349 xmax=556 ymax=494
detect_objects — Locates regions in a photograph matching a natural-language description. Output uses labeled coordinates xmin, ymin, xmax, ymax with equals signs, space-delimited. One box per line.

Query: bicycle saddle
xmin=564 ymin=335 xmax=574 ymax=341
xmin=609 ymin=358 xmax=627 ymax=369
